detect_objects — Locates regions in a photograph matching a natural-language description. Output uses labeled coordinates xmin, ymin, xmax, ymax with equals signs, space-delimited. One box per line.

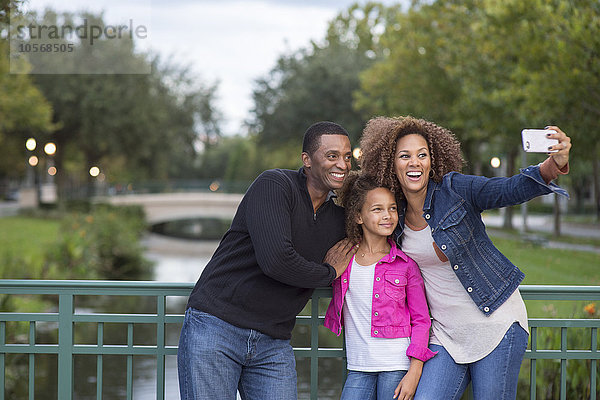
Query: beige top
xmin=401 ymin=224 xmax=528 ymax=363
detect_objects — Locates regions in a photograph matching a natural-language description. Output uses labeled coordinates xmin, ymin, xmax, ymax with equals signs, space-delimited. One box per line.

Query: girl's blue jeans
xmin=341 ymin=370 xmax=407 ymax=400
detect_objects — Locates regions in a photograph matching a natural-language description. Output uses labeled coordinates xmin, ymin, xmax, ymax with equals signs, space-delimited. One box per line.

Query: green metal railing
xmin=0 ymin=281 xmax=599 ymax=400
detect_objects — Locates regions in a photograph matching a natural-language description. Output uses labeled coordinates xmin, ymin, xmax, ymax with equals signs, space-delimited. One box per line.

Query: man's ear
xmin=301 ymin=152 xmax=311 ymax=169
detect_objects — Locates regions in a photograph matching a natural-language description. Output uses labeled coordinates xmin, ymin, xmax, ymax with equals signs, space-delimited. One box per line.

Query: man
xmin=178 ymin=121 xmax=356 ymax=400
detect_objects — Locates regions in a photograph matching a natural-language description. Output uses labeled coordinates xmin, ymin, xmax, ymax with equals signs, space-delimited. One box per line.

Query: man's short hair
xmin=302 ymin=121 xmax=350 ymax=156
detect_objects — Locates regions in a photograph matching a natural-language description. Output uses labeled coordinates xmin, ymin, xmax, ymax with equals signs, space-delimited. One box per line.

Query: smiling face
xmin=303 ymin=134 xmax=352 ymax=193
xmin=394 ymin=133 xmax=432 ymax=197
xmin=357 ymin=187 xmax=398 ymax=240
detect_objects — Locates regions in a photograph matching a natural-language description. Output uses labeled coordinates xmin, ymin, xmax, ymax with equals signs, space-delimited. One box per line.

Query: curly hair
xmin=358 ymin=116 xmax=465 ymax=197
xmin=338 ymin=171 xmax=396 ymax=243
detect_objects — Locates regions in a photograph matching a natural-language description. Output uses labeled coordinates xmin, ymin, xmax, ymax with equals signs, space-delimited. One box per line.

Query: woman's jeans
xmin=341 ymin=370 xmax=407 ymax=400
xmin=414 ymin=322 xmax=529 ymax=399
xmin=177 ymin=307 xmax=297 ymax=400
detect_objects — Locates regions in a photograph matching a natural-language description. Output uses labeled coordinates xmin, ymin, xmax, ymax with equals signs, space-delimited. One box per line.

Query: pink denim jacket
xmin=324 ymin=239 xmax=437 ymax=362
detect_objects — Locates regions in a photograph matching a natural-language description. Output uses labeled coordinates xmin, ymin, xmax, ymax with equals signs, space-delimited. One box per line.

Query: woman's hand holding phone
xmin=544 ymin=126 xmax=571 ymax=169
xmin=521 ymin=127 xmax=570 ymax=169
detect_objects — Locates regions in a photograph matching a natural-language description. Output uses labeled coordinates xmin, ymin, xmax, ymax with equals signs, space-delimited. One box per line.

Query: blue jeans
xmin=341 ymin=370 xmax=407 ymax=400
xmin=414 ymin=322 xmax=529 ymax=400
xmin=177 ymin=308 xmax=297 ymax=400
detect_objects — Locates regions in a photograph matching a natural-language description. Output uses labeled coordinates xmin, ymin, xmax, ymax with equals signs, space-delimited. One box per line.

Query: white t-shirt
xmin=343 ymin=257 xmax=412 ymax=372
xmin=401 ymin=225 xmax=528 ymax=363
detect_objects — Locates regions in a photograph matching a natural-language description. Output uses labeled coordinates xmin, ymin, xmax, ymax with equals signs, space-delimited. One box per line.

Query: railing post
xmin=560 ymin=327 xmax=567 ymax=400
xmin=57 ymin=293 xmax=74 ymax=400
xmin=0 ymin=321 xmax=5 ymax=400
xmin=28 ymin=322 xmax=35 ymax=400
xmin=530 ymin=327 xmax=537 ymax=399
xmin=156 ymin=295 xmax=166 ymax=400
xmin=310 ymin=295 xmax=319 ymax=400
xmin=127 ymin=323 xmax=134 ymax=399
xmin=591 ymin=328 xmax=597 ymax=400
xmin=96 ymin=322 xmax=103 ymax=400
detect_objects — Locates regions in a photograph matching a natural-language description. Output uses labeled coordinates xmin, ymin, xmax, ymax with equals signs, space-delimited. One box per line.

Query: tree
xmin=19 ymin=9 xmax=221 ymax=198
xmin=356 ymin=0 xmax=599 ymax=228
xmin=512 ymin=0 xmax=600 ymax=220
xmin=0 ymin=0 xmax=54 ymax=196
xmin=248 ymin=2 xmax=392 ymax=151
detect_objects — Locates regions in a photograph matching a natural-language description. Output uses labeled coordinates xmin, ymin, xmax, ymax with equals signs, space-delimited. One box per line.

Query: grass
xmin=490 ymin=234 xmax=600 ymax=318
xmin=0 ymin=216 xmax=60 ymax=278
xmin=490 ymin=235 xmax=600 ymax=285
xmin=0 ymin=216 xmax=60 ymax=255
xmin=490 ymin=227 xmax=600 ymax=248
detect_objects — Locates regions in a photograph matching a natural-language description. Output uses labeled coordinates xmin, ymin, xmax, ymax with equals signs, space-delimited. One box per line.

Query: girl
xmin=324 ymin=172 xmax=436 ymax=400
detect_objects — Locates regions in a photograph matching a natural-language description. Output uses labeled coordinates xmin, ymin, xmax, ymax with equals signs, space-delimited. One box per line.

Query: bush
xmin=44 ymin=204 xmax=152 ymax=280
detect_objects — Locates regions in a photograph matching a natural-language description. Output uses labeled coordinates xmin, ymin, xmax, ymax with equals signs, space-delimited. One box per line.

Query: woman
xmin=358 ymin=116 xmax=571 ymax=399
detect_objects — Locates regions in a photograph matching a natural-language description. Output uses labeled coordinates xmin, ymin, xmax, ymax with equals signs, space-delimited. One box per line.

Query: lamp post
xmin=21 ymin=138 xmax=41 ymax=208
xmin=41 ymin=142 xmax=57 ymax=204
xmin=25 ymin=138 xmax=37 ymax=188
xmin=520 ymin=149 xmax=529 ymax=232
xmin=44 ymin=142 xmax=57 ymax=183
xmin=490 ymin=156 xmax=506 ymax=222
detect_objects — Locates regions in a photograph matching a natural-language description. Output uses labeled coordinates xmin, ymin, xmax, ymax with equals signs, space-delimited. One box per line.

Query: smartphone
xmin=521 ymin=129 xmax=558 ymax=153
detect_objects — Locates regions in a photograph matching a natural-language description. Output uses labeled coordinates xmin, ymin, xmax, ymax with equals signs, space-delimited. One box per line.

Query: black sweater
xmin=187 ymin=168 xmax=346 ymax=339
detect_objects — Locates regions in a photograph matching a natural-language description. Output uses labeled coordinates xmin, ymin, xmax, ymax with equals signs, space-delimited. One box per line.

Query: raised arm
xmin=454 ymin=127 xmax=571 ymax=212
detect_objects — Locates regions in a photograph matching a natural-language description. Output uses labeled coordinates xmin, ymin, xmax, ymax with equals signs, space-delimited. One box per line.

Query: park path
xmin=483 ymin=213 xmax=600 ymax=254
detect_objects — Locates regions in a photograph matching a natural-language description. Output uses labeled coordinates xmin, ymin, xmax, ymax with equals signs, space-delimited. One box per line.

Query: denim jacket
xmin=324 ymin=239 xmax=437 ymax=362
xmin=393 ymin=164 xmax=569 ymax=316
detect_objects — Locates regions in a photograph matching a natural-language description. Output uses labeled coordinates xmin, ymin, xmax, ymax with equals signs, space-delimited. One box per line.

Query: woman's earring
xmin=429 ymin=170 xmax=434 ymax=178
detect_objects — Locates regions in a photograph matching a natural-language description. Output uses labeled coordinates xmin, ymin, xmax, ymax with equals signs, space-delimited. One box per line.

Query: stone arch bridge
xmin=103 ymin=192 xmax=243 ymax=224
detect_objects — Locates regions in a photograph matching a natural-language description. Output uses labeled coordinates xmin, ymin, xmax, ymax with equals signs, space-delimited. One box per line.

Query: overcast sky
xmin=23 ymin=0 xmax=400 ymax=134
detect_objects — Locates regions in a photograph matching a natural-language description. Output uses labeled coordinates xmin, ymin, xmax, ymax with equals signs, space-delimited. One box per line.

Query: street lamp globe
xmin=44 ymin=142 xmax=57 ymax=156
xmin=490 ymin=157 xmax=501 ymax=169
xmin=26 ymin=138 xmax=37 ymax=151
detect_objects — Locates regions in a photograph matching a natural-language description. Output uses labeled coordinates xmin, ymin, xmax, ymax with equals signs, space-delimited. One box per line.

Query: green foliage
xmin=352 ymin=0 xmax=599 ymax=216
xmin=199 ymin=135 xmax=265 ymax=180
xmin=3 ymin=8 xmax=222 ymax=196
xmin=0 ymin=1 xmax=54 ymax=189
xmin=44 ymin=204 xmax=151 ymax=280
xmin=248 ymin=3 xmax=391 ymax=148
xmin=0 ymin=205 xmax=151 ymax=282
xmin=355 ymin=2 xmax=460 ymax=127
xmin=0 ymin=41 xmax=54 ymax=183
xmin=198 ymin=134 xmax=304 ymax=182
